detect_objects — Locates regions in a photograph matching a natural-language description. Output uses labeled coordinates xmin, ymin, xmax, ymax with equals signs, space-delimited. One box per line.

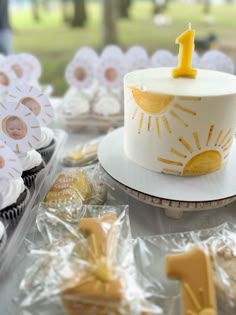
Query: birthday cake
xmin=124 ymin=67 xmax=236 ymax=176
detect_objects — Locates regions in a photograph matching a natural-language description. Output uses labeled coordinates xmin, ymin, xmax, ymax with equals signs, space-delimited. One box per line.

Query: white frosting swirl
xmin=93 ymin=95 xmax=121 ymax=115
xmin=63 ymin=93 xmax=90 ymax=116
xmin=0 ymin=178 xmax=25 ymax=209
xmin=17 ymin=150 xmax=43 ymax=171
xmin=36 ymin=127 xmax=54 ymax=150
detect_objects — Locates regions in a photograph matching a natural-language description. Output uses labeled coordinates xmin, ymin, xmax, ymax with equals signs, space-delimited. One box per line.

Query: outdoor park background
xmin=9 ymin=0 xmax=236 ymax=96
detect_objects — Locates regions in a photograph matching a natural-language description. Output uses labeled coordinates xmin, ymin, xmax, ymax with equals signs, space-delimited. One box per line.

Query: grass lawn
xmin=11 ymin=0 xmax=236 ymax=96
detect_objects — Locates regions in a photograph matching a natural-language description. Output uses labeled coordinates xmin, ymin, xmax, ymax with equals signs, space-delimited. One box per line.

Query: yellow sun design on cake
xmin=157 ymin=125 xmax=233 ymax=176
xmin=129 ymin=87 xmax=201 ymax=137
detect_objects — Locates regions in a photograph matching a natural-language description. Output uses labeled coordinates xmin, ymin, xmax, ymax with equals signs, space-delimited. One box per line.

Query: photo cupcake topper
xmin=0 ymin=101 xmax=41 ymax=153
xmin=5 ymin=55 xmax=31 ymax=82
xmin=96 ymin=45 xmax=125 ymax=90
xmin=6 ymin=84 xmax=54 ymax=126
xmin=74 ymin=47 xmax=98 ymax=63
xmin=0 ymin=64 xmax=18 ymax=94
xmin=0 ymin=140 xmax=22 ymax=179
xmin=150 ymin=49 xmax=176 ymax=68
xmin=18 ymin=53 xmax=42 ymax=80
xmin=125 ymin=46 xmax=149 ymax=71
xmin=65 ymin=57 xmax=95 ymax=90
xmin=200 ymin=50 xmax=235 ymax=74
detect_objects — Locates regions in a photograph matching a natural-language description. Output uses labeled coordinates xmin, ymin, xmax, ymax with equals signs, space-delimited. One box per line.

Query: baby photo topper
xmin=74 ymin=46 xmax=98 ymax=63
xmin=0 ymin=101 xmax=41 ymax=153
xmin=0 ymin=140 xmax=22 ymax=179
xmin=65 ymin=57 xmax=95 ymax=90
xmin=200 ymin=50 xmax=235 ymax=74
xmin=6 ymin=84 xmax=54 ymax=126
xmin=125 ymin=45 xmax=149 ymax=71
xmin=96 ymin=45 xmax=126 ymax=90
xmin=0 ymin=64 xmax=18 ymax=94
xmin=19 ymin=53 xmax=42 ymax=80
xmin=150 ymin=49 xmax=177 ymax=68
xmin=5 ymin=55 xmax=31 ymax=83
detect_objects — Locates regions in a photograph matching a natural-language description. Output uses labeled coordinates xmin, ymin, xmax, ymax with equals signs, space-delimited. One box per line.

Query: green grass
xmin=11 ymin=1 xmax=236 ymax=96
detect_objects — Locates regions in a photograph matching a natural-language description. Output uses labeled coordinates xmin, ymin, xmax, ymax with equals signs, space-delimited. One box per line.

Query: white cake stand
xmin=98 ymin=128 xmax=236 ymax=219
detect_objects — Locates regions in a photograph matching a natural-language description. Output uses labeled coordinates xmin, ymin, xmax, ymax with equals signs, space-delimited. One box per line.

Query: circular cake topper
xmin=96 ymin=45 xmax=125 ymax=90
xmin=125 ymin=46 xmax=149 ymax=71
xmin=0 ymin=101 xmax=41 ymax=153
xmin=18 ymin=53 xmax=42 ymax=80
xmin=0 ymin=64 xmax=18 ymax=95
xmin=74 ymin=46 xmax=98 ymax=63
xmin=5 ymin=55 xmax=31 ymax=82
xmin=65 ymin=57 xmax=95 ymax=90
xmin=0 ymin=140 xmax=22 ymax=178
xmin=6 ymin=84 xmax=54 ymax=126
xmin=150 ymin=49 xmax=176 ymax=68
xmin=192 ymin=51 xmax=201 ymax=69
xmin=200 ymin=50 xmax=235 ymax=74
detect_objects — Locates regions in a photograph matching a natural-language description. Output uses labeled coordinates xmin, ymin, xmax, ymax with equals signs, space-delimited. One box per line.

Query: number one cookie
xmin=166 ymin=247 xmax=217 ymax=315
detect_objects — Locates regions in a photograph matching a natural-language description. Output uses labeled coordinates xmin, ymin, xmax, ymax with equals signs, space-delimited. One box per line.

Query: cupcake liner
xmin=0 ymin=189 xmax=30 ymax=220
xmin=0 ymin=221 xmax=7 ymax=252
xmin=22 ymin=162 xmax=45 ymax=189
xmin=37 ymin=139 xmax=56 ymax=164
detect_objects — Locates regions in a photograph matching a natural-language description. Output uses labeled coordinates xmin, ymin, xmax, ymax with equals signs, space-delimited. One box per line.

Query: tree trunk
xmin=61 ymin=0 xmax=71 ymax=23
xmin=71 ymin=0 xmax=87 ymax=27
xmin=31 ymin=0 xmax=40 ymax=22
xmin=152 ymin=0 xmax=168 ymax=15
xmin=119 ymin=0 xmax=130 ymax=18
xmin=102 ymin=0 xmax=118 ymax=45
xmin=203 ymin=0 xmax=211 ymax=14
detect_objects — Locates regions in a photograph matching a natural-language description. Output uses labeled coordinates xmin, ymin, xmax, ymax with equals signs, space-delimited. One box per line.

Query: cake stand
xmin=98 ymin=128 xmax=236 ymax=219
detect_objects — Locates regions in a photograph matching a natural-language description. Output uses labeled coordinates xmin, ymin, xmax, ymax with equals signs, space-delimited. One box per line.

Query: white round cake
xmin=124 ymin=67 xmax=236 ymax=176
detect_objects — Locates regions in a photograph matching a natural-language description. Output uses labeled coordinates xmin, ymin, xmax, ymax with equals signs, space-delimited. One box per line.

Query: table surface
xmin=1 ymin=118 xmax=236 ymax=315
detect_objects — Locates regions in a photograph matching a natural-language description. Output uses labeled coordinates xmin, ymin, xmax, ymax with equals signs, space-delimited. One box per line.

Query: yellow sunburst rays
xmin=7 ymin=84 xmax=54 ymax=126
xmin=129 ymin=87 xmax=199 ymax=137
xmin=157 ymin=125 xmax=234 ymax=176
xmin=0 ymin=142 xmax=22 ymax=178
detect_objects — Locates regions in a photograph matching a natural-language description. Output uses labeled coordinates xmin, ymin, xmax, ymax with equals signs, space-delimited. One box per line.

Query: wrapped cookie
xmin=17 ymin=205 xmax=161 ymax=315
xmin=62 ymin=136 xmax=103 ymax=167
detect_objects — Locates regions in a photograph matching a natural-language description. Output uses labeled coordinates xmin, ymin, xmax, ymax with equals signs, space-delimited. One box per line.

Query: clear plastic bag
xmin=133 ymin=222 xmax=236 ymax=315
xmin=17 ymin=205 xmax=161 ymax=315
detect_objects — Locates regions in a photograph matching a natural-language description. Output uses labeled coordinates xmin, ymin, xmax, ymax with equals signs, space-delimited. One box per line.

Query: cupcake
xmin=0 ymin=141 xmax=30 ymax=220
xmin=0 ymin=101 xmax=45 ymax=189
xmin=36 ymin=127 xmax=55 ymax=164
xmin=17 ymin=150 xmax=45 ymax=189
xmin=0 ymin=177 xmax=30 ymax=220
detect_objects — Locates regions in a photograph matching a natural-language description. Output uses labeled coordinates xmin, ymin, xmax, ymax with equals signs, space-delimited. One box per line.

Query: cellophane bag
xmin=17 ymin=205 xmax=162 ymax=315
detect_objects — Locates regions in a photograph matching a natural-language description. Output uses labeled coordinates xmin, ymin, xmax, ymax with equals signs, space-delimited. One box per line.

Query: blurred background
xmin=2 ymin=0 xmax=236 ymax=96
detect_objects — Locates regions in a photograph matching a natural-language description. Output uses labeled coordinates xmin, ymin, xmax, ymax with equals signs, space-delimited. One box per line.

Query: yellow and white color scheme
xmin=124 ymin=67 xmax=236 ymax=176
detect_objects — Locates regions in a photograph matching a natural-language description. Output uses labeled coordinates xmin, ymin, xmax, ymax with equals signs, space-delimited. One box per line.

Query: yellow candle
xmin=172 ymin=24 xmax=197 ymax=78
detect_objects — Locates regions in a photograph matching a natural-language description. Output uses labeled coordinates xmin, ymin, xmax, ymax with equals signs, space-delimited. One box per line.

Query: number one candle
xmin=172 ymin=23 xmax=197 ymax=79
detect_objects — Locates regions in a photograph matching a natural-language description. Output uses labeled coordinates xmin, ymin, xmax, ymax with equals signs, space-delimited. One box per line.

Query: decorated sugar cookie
xmin=0 ymin=140 xmax=22 ymax=178
xmin=5 ymin=55 xmax=31 ymax=82
xmin=18 ymin=53 xmax=42 ymax=80
xmin=6 ymin=84 xmax=54 ymax=126
xmin=150 ymin=49 xmax=176 ymax=68
xmin=0 ymin=101 xmax=41 ymax=152
xmin=0 ymin=64 xmax=18 ymax=94
xmin=96 ymin=45 xmax=126 ymax=90
xmin=125 ymin=45 xmax=149 ymax=72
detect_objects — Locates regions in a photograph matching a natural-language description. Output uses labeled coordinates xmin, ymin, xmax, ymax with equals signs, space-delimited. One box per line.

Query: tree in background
xmin=102 ymin=0 xmax=118 ymax=45
xmin=119 ymin=0 xmax=132 ymax=18
xmin=152 ymin=0 xmax=169 ymax=15
xmin=31 ymin=0 xmax=40 ymax=22
xmin=203 ymin=0 xmax=211 ymax=14
xmin=71 ymin=0 xmax=87 ymax=27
